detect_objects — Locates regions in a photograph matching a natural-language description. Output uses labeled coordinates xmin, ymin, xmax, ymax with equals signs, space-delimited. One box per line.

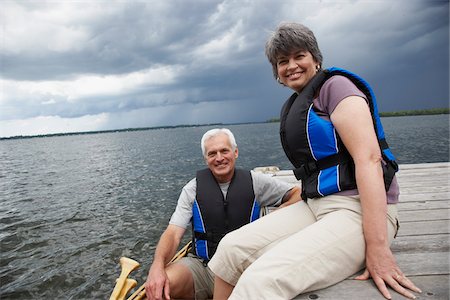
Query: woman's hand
xmin=355 ymin=244 xmax=421 ymax=299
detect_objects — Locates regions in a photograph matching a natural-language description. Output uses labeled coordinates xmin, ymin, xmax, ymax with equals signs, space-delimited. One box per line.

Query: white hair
xmin=201 ymin=128 xmax=237 ymax=157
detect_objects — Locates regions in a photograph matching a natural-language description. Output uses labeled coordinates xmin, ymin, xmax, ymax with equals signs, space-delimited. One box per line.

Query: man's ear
xmin=235 ymin=147 xmax=239 ymax=158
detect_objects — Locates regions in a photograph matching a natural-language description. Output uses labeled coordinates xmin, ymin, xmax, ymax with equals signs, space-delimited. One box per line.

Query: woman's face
xmin=276 ymin=50 xmax=319 ymax=93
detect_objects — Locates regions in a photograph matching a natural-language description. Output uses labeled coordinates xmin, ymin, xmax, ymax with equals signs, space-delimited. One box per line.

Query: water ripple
xmin=0 ymin=117 xmax=448 ymax=299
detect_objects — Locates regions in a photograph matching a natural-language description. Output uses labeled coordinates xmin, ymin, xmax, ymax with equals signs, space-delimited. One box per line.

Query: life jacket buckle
xmin=293 ymin=161 xmax=318 ymax=180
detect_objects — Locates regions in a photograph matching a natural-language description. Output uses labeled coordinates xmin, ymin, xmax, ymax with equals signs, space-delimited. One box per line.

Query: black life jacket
xmin=192 ymin=168 xmax=260 ymax=261
xmin=279 ymin=67 xmax=398 ymax=200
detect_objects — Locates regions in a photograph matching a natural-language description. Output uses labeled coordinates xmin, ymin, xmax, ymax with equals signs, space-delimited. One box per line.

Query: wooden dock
xmin=255 ymin=162 xmax=450 ymax=300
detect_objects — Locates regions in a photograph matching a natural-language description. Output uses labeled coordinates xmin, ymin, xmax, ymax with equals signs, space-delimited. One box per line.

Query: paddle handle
xmin=110 ymin=257 xmax=140 ymax=300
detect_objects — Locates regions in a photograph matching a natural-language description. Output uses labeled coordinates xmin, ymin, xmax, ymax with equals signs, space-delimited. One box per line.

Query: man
xmin=145 ymin=128 xmax=301 ymax=300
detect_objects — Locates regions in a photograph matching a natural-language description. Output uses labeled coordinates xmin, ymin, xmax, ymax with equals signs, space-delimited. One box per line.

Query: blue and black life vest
xmin=192 ymin=168 xmax=260 ymax=261
xmin=279 ymin=67 xmax=398 ymax=200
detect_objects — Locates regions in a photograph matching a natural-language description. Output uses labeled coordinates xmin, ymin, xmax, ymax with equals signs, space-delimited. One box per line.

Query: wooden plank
xmin=393 ymin=251 xmax=449 ymax=276
xmin=398 ymin=166 xmax=449 ymax=173
xmin=397 ymin=200 xmax=449 ymax=210
xmin=397 ymin=208 xmax=449 ymax=222
xmin=396 ymin=220 xmax=449 ymax=236
xmin=396 ymin=185 xmax=449 ymax=194
xmin=398 ymin=167 xmax=449 ymax=174
xmin=398 ymin=162 xmax=450 ymax=169
xmin=293 ymin=275 xmax=449 ymax=300
xmin=397 ymin=170 xmax=449 ymax=177
xmin=391 ymin=234 xmax=450 ymax=253
xmin=398 ymin=192 xmax=449 ymax=202
xmin=397 ymin=178 xmax=449 ymax=188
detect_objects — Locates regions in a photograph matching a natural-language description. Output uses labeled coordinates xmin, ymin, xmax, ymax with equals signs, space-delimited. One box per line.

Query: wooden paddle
xmin=118 ymin=278 xmax=137 ymax=300
xmin=110 ymin=257 xmax=140 ymax=300
xmin=126 ymin=241 xmax=193 ymax=300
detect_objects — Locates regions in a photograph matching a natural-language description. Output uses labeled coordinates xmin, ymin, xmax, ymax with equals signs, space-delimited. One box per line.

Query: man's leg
xmin=165 ymin=262 xmax=195 ymax=299
xmin=172 ymin=255 xmax=215 ymax=299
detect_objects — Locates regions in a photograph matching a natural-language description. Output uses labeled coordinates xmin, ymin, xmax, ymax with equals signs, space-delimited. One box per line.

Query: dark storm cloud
xmin=0 ymin=0 xmax=448 ymax=137
xmin=1 ymin=1 xmax=223 ymax=80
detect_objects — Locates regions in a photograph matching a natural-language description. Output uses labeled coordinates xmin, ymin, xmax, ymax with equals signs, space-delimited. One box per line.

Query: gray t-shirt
xmin=169 ymin=171 xmax=295 ymax=229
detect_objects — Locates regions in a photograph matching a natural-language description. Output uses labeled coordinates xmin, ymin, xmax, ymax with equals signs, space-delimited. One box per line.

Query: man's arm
xmin=145 ymin=224 xmax=186 ymax=300
xmin=279 ymin=185 xmax=302 ymax=208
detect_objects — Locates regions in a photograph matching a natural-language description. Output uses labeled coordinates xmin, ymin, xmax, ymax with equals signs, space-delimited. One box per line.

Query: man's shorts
xmin=178 ymin=254 xmax=215 ymax=299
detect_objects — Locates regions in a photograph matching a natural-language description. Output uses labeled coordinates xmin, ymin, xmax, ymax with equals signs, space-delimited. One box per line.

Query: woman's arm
xmin=331 ymin=96 xmax=421 ymax=300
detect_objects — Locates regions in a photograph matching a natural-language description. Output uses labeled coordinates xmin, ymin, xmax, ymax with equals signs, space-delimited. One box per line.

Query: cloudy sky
xmin=1 ymin=0 xmax=448 ymax=137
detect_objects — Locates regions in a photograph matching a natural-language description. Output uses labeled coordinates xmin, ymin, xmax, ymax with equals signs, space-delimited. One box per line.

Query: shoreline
xmin=378 ymin=108 xmax=449 ymax=117
xmin=1 ymin=108 xmax=448 ymax=140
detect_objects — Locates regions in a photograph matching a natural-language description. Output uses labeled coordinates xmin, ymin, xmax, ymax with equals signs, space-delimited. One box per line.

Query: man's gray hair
xmin=201 ymin=128 xmax=237 ymax=157
xmin=265 ymin=22 xmax=323 ymax=80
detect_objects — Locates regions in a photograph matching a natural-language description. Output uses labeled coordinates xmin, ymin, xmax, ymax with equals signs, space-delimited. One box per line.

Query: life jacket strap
xmin=293 ymin=137 xmax=395 ymax=181
xmin=194 ymin=231 xmax=225 ymax=244
xmin=293 ymin=152 xmax=351 ymax=180
xmin=382 ymin=157 xmax=399 ymax=191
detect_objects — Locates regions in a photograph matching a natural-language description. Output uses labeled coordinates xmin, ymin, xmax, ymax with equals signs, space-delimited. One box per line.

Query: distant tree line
xmin=0 ymin=123 xmax=223 ymax=140
xmin=266 ymin=108 xmax=449 ymax=122
xmin=378 ymin=108 xmax=449 ymax=117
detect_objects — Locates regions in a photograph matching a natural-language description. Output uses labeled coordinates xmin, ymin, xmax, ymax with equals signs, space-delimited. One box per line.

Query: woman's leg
xmin=208 ymin=201 xmax=316 ymax=287
xmin=228 ymin=196 xmax=398 ymax=300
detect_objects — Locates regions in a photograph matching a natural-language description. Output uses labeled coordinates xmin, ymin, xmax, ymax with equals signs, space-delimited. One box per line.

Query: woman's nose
xmin=287 ymin=58 xmax=297 ymax=69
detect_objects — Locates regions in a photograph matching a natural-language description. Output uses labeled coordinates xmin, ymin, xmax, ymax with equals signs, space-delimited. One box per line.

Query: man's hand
xmin=145 ymin=265 xmax=171 ymax=300
xmin=144 ymin=225 xmax=186 ymax=300
xmin=279 ymin=186 xmax=302 ymax=208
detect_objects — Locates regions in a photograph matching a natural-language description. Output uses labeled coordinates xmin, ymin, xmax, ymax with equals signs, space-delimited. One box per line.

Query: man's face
xmin=204 ymin=133 xmax=238 ymax=183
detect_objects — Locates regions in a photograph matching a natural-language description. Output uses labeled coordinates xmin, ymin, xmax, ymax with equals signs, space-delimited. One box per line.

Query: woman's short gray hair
xmin=265 ymin=22 xmax=323 ymax=80
xmin=201 ymin=128 xmax=237 ymax=157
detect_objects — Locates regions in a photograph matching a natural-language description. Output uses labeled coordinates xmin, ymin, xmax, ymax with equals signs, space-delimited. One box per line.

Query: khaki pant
xmin=208 ymin=196 xmax=398 ymax=300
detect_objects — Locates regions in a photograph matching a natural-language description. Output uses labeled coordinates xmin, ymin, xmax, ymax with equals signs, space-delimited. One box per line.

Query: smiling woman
xmin=208 ymin=22 xmax=423 ymax=300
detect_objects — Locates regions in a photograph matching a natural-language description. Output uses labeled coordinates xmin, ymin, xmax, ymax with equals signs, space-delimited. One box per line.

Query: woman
xmin=208 ymin=23 xmax=421 ymax=299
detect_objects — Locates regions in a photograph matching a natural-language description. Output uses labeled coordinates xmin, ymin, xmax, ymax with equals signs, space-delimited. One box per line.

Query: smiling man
xmin=144 ymin=128 xmax=302 ymax=300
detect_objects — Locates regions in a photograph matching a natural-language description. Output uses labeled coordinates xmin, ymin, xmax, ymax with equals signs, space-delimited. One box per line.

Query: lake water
xmin=0 ymin=114 xmax=448 ymax=299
